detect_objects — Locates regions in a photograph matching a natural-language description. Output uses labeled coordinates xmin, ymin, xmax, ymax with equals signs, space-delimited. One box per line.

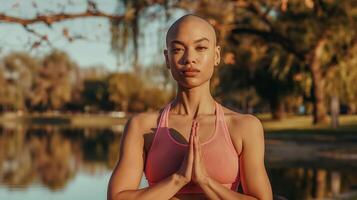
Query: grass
xmin=256 ymin=114 xmax=357 ymax=141
xmin=1 ymin=112 xmax=357 ymax=136
xmin=257 ymin=114 xmax=357 ymax=131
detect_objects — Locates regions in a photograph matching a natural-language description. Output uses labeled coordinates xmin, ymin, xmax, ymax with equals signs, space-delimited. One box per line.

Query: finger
xmin=187 ymin=134 xmax=194 ymax=168
xmin=194 ymin=123 xmax=202 ymax=154
xmin=192 ymin=135 xmax=198 ymax=171
xmin=184 ymin=134 xmax=192 ymax=156
xmin=190 ymin=122 xmax=196 ymax=137
xmin=194 ymin=134 xmax=200 ymax=162
xmin=192 ymin=121 xmax=199 ymax=165
xmin=197 ymin=134 xmax=203 ymax=159
xmin=195 ymin=122 xmax=199 ymax=140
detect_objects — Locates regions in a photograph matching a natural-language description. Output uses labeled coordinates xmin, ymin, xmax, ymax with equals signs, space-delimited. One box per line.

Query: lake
xmin=0 ymin=125 xmax=356 ymax=200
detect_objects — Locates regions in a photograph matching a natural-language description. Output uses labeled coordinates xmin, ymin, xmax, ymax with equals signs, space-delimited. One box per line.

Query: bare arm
xmin=239 ymin=115 xmax=272 ymax=199
xmin=198 ymin=114 xmax=272 ymax=200
xmin=107 ymin=114 xmax=188 ymax=200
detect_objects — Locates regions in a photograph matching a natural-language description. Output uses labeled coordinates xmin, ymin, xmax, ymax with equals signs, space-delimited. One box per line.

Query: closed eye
xmin=196 ymin=46 xmax=208 ymax=51
xmin=171 ymin=48 xmax=184 ymax=53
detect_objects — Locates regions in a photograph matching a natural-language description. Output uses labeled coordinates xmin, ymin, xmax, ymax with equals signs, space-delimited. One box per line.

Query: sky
xmin=0 ymin=0 xmax=185 ymax=72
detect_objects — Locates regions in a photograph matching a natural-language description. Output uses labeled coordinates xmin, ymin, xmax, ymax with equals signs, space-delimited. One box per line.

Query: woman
xmin=107 ymin=14 xmax=272 ymax=200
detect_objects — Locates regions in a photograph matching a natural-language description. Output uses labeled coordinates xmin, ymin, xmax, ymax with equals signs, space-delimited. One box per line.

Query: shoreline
xmin=1 ymin=113 xmax=357 ymax=134
xmin=0 ymin=112 xmax=128 ymax=129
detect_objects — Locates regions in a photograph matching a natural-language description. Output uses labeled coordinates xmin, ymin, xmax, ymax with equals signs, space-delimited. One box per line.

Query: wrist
xmin=197 ymin=175 xmax=211 ymax=188
xmin=172 ymin=173 xmax=189 ymax=187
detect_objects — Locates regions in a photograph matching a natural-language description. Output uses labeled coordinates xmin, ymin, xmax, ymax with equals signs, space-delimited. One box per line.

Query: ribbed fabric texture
xmin=144 ymin=101 xmax=240 ymax=194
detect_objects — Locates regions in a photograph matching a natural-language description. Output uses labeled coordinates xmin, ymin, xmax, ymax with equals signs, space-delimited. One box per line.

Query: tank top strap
xmin=162 ymin=101 xmax=224 ymax=126
xmin=149 ymin=101 xmax=172 ymax=152
xmin=160 ymin=100 xmax=173 ymax=128
xmin=216 ymin=102 xmax=239 ymax=156
xmin=216 ymin=101 xmax=225 ymax=122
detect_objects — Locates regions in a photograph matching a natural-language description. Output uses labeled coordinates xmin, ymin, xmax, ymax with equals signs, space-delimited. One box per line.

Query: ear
xmin=214 ymin=46 xmax=221 ymax=67
xmin=164 ymin=49 xmax=170 ymax=69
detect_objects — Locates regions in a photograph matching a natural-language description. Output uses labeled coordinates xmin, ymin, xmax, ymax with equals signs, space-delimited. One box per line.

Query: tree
xmin=0 ymin=69 xmax=12 ymax=112
xmin=0 ymin=0 xmax=169 ymax=72
xmin=108 ymin=71 xmax=171 ymax=112
xmin=0 ymin=52 xmax=40 ymax=111
xmin=325 ymin=44 xmax=357 ymax=114
xmin=107 ymin=72 xmax=143 ymax=112
xmin=217 ymin=40 xmax=301 ymax=119
xmin=2 ymin=0 xmax=356 ymax=122
xmin=82 ymin=78 xmax=114 ymax=112
xmin=0 ymin=1 xmax=125 ymax=48
xmin=29 ymin=50 xmax=80 ymax=111
xmin=227 ymin=0 xmax=357 ymax=124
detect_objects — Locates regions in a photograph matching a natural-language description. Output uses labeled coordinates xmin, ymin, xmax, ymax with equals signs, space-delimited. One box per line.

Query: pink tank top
xmin=144 ymin=101 xmax=240 ymax=194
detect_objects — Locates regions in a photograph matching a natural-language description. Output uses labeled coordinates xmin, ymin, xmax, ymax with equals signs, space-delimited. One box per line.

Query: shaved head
xmin=166 ymin=14 xmax=217 ymax=48
xmin=163 ymin=14 xmax=221 ymax=89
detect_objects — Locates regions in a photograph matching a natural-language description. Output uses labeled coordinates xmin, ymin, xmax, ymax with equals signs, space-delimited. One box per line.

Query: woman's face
xmin=164 ymin=17 xmax=220 ymax=89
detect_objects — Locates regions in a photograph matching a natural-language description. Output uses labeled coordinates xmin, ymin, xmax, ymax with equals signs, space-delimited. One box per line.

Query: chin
xmin=177 ymin=79 xmax=206 ymax=89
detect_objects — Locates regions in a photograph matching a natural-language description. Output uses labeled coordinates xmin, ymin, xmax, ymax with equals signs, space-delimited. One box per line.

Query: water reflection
xmin=0 ymin=125 xmax=356 ymax=199
xmin=269 ymin=168 xmax=357 ymax=199
xmin=0 ymin=125 xmax=120 ymax=192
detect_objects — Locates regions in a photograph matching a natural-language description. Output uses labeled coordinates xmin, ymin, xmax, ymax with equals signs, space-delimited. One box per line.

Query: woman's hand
xmin=175 ymin=122 xmax=195 ymax=184
xmin=191 ymin=122 xmax=210 ymax=186
xmin=176 ymin=121 xmax=210 ymax=186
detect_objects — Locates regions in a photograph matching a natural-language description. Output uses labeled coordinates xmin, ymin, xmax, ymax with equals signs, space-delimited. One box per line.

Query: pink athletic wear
xmin=144 ymin=101 xmax=240 ymax=194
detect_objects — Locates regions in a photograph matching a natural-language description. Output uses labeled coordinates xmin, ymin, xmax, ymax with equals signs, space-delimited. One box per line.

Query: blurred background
xmin=0 ymin=0 xmax=357 ymax=199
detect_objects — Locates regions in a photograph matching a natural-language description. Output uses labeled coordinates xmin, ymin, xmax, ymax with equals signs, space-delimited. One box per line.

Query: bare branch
xmin=0 ymin=1 xmax=125 ymax=48
xmin=22 ymin=25 xmax=53 ymax=49
xmin=0 ymin=10 xmax=125 ymax=26
xmin=23 ymin=25 xmax=47 ymax=40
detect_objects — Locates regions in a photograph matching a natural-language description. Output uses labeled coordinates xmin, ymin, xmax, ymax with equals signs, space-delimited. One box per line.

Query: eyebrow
xmin=170 ymin=37 xmax=210 ymax=46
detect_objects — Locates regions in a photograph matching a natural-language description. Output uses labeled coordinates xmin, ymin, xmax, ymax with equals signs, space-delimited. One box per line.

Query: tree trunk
xmin=270 ymin=99 xmax=285 ymax=120
xmin=315 ymin=169 xmax=327 ymax=199
xmin=348 ymin=102 xmax=356 ymax=114
xmin=331 ymin=171 xmax=341 ymax=196
xmin=132 ymin=7 xmax=140 ymax=74
xmin=309 ymin=39 xmax=329 ymax=124
xmin=330 ymin=96 xmax=339 ymax=128
xmin=121 ymin=100 xmax=128 ymax=113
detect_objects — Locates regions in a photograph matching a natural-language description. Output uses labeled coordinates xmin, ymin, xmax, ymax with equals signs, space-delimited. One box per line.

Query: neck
xmin=171 ymin=81 xmax=216 ymax=118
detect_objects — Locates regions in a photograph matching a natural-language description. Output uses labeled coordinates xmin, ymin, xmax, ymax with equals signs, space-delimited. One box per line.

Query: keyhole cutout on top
xmin=166 ymin=105 xmax=218 ymax=146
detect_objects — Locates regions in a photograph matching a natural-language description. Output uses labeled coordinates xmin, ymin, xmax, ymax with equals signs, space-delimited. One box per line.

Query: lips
xmin=180 ymin=68 xmax=200 ymax=77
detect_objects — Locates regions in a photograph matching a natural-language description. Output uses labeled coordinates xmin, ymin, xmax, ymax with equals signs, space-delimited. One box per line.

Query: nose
xmin=182 ymin=48 xmax=197 ymax=65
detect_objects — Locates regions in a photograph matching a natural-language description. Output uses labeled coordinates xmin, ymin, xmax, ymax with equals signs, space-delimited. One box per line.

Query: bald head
xmin=166 ymin=14 xmax=217 ymax=48
xmin=163 ymin=14 xmax=221 ymax=87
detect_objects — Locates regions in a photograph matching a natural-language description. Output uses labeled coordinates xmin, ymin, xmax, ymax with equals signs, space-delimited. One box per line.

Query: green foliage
xmin=325 ymin=45 xmax=357 ymax=112
xmin=217 ymin=0 xmax=357 ymax=120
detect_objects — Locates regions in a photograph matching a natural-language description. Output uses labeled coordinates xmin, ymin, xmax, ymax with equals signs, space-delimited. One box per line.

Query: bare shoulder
xmin=127 ymin=110 xmax=161 ymax=131
xmin=125 ymin=110 xmax=162 ymax=135
xmin=220 ymin=105 xmax=264 ymax=139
